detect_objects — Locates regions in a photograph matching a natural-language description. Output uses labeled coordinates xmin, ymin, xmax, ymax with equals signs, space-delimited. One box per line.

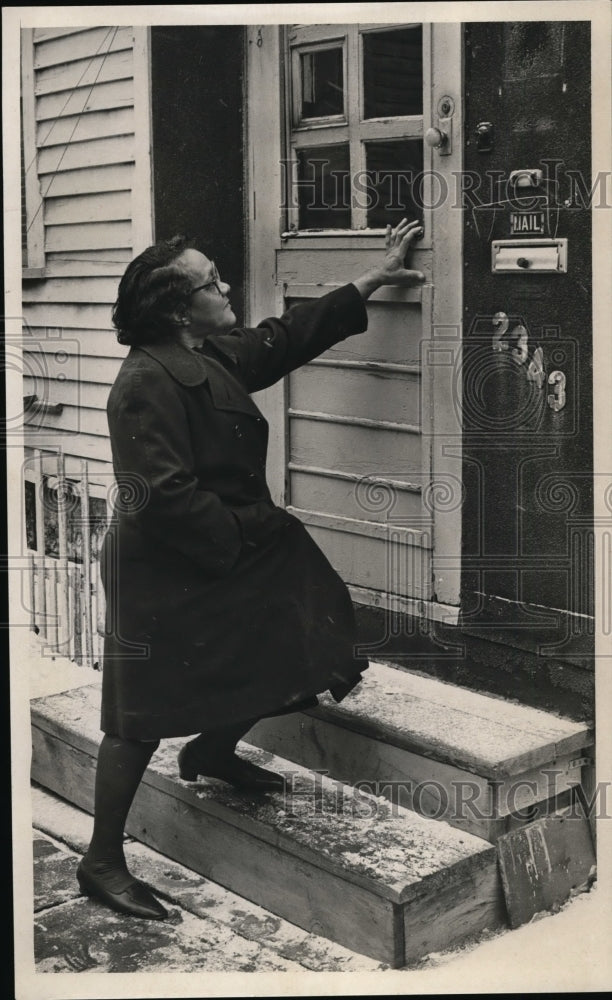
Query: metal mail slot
xmin=491 ymin=238 xmax=568 ymax=273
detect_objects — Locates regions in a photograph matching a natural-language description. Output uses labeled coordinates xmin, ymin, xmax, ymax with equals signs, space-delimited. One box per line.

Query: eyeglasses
xmin=190 ymin=262 xmax=223 ymax=296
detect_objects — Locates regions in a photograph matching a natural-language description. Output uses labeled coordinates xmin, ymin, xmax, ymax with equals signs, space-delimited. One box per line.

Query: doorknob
xmin=425 ymin=127 xmax=449 ymax=150
xmin=425 ymin=97 xmax=454 ymax=156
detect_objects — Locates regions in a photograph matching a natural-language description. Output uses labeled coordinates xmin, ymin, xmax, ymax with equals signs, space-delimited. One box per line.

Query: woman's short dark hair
xmin=112 ymin=235 xmax=195 ymax=346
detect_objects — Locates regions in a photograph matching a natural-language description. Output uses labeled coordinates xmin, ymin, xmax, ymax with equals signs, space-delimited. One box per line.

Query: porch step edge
xmin=307 ymin=661 xmax=591 ymax=779
xmin=30 ymin=681 xmax=506 ymax=966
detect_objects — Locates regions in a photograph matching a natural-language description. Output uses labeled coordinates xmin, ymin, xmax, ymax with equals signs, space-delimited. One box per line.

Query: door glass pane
xmin=297 ymin=144 xmax=351 ymax=228
xmin=365 ymin=140 xmax=423 ymax=228
xmin=363 ymin=26 xmax=423 ymax=118
xmin=300 ymin=48 xmax=344 ymax=118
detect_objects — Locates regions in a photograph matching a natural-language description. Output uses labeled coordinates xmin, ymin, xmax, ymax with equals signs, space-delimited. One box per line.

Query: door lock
xmin=475 ymin=121 xmax=494 ymax=153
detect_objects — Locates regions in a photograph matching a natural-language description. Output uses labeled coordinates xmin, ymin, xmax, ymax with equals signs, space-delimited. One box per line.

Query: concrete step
xmin=248 ymin=661 xmax=593 ymax=841
xmin=30 ymin=681 xmax=507 ymax=968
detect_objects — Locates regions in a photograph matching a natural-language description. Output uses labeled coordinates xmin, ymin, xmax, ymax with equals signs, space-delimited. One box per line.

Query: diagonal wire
xmin=23 ymin=25 xmax=117 ymax=177
xmin=26 ymin=25 xmax=120 ymax=234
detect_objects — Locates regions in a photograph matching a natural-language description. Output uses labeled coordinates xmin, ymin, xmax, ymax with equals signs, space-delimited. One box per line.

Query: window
xmin=285 ymin=24 xmax=427 ymax=233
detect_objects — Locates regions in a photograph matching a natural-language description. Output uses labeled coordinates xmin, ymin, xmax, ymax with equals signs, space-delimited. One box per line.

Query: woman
xmin=77 ymin=218 xmax=424 ymax=920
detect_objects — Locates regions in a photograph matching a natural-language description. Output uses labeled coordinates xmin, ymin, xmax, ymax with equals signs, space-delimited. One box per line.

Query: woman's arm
xmin=207 ymin=218 xmax=424 ymax=393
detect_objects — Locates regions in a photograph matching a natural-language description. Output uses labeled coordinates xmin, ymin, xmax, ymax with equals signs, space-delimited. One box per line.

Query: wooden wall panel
xmin=290 ymin=417 xmax=422 ymax=477
xmin=289 ymin=470 xmax=424 ymax=524
xmin=290 ymin=364 xmax=421 ymax=427
xmin=303 ymin=523 xmax=432 ymax=599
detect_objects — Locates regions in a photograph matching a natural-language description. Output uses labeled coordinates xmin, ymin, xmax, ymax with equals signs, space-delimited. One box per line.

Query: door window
xmin=287 ymin=24 xmax=426 ymax=232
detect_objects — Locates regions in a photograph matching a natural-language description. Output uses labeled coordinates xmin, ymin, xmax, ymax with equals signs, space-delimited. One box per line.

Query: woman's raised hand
xmin=381 ymin=218 xmax=425 ymax=285
xmin=352 ymin=218 xmax=425 ymax=300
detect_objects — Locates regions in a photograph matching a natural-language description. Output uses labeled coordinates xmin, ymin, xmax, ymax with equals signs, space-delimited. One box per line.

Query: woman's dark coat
xmin=101 ymin=283 xmax=370 ymax=739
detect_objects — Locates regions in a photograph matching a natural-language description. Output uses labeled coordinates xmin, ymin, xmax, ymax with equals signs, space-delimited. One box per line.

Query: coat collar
xmin=136 ymin=340 xmax=264 ymax=421
xmin=137 ymin=341 xmax=209 ymax=386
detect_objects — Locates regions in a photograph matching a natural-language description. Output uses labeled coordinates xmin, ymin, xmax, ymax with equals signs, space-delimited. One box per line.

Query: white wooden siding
xmin=22 ymin=25 xmax=145 ymax=484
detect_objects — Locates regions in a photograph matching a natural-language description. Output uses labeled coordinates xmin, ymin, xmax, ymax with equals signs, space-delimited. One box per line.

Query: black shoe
xmin=178 ymin=744 xmax=285 ymax=791
xmin=76 ymin=860 xmax=168 ymax=920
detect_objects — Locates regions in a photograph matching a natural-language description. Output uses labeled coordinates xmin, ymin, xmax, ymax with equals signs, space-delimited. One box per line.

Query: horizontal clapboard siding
xmin=33 ymin=26 xmax=134 ymax=69
xmin=22 ymin=276 xmax=119 ymax=303
xmin=25 ymin=402 xmax=109 ymax=436
xmin=45 ymin=252 xmax=131 ymax=271
xmin=37 ymin=134 xmax=135 ymax=174
xmin=37 ymin=163 xmax=133 ymax=197
xmin=35 ymin=48 xmax=133 ymax=96
xmin=36 ymin=106 xmax=134 ymax=148
xmin=25 ymin=430 xmax=113 ymax=467
xmin=36 ymin=78 xmax=134 ymax=120
xmin=44 ymin=221 xmax=132 ymax=251
xmin=22 ymin=338 xmax=125 ymax=373
xmin=44 ymin=191 xmax=131 ymax=224
xmin=23 ymin=302 xmax=118 ymax=329
xmin=33 ymin=28 xmax=95 ymax=43
xmin=23 ymin=26 xmax=139 ymax=478
xmin=23 ymin=375 xmax=111 ymax=411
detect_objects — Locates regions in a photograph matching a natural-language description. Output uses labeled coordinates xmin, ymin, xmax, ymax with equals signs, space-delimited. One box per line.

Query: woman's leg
xmin=83 ymin=734 xmax=158 ymax=881
xmin=78 ymin=734 xmax=167 ymax=919
xmin=178 ymin=717 xmax=285 ymax=790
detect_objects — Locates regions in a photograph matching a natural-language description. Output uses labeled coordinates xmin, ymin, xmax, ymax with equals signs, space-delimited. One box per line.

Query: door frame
xmin=246 ymin=22 xmax=463 ymax=621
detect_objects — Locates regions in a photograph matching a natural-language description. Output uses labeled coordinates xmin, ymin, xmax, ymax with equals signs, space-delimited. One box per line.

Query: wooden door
xmin=247 ymin=23 xmax=463 ymax=621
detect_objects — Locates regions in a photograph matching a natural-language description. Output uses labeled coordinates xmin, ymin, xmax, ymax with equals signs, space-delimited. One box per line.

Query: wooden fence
xmin=27 ymin=448 xmax=107 ymax=669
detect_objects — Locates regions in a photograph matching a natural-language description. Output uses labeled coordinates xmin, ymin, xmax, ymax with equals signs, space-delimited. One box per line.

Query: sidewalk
xmin=32 ymin=784 xmax=384 ymax=974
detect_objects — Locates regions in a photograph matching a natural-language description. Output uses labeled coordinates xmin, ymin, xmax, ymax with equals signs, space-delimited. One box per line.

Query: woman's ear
xmin=170 ymin=308 xmax=190 ymax=327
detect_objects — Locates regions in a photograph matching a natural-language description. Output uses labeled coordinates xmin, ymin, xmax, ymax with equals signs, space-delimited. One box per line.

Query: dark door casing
xmin=150 ymin=26 xmax=246 ymax=326
xmin=461 ymin=21 xmax=593 ymax=664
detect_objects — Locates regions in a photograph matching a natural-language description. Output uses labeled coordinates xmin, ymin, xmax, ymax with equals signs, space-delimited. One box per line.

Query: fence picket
xmin=43 ymin=558 xmax=53 ymax=651
xmin=29 ymin=551 xmax=36 ymax=632
xmin=80 ymin=460 xmax=94 ymax=669
xmin=51 ymin=560 xmax=61 ymax=652
xmin=27 ymin=447 xmax=107 ymax=670
xmin=34 ymin=450 xmax=47 ymax=639
xmin=56 ymin=450 xmax=71 ymax=656
xmin=72 ymin=564 xmax=82 ymax=664
xmin=67 ymin=561 xmax=76 ymax=662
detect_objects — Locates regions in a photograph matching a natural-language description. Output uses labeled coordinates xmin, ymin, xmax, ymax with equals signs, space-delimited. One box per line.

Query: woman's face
xmin=177 ymin=248 xmax=236 ymax=340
